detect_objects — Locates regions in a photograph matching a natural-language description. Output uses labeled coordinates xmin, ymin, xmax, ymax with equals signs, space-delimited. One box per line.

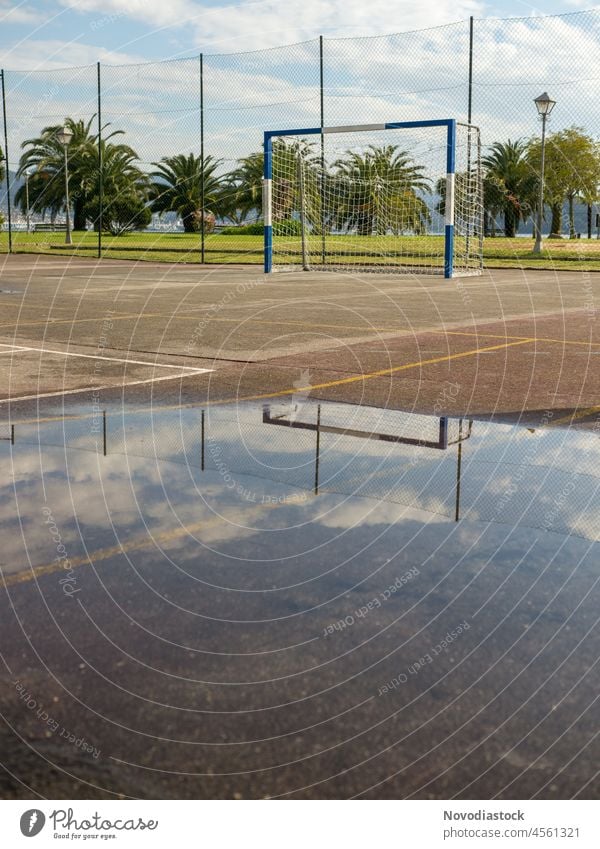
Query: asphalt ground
xmin=2 ymin=255 xmax=600 ymax=800
xmin=0 ymin=254 xmax=598 ymax=427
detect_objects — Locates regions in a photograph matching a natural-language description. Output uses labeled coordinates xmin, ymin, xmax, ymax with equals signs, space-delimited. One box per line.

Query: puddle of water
xmin=0 ymin=399 xmax=599 ymax=799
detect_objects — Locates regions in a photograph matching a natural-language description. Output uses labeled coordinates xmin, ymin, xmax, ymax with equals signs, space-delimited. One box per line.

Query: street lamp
xmin=24 ymin=169 xmax=31 ymax=234
xmin=56 ymin=124 xmax=74 ymax=245
xmin=533 ymin=92 xmax=556 ymax=254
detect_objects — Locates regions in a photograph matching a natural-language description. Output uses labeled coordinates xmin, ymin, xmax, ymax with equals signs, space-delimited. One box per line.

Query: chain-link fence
xmin=2 ymin=10 xmax=600 ymax=263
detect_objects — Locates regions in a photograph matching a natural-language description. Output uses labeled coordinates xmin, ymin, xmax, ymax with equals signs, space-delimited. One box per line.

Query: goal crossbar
xmin=263 ymin=119 xmax=481 ymax=278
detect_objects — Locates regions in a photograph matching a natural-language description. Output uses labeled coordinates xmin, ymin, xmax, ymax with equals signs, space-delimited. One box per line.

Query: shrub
xmin=219 ymin=219 xmax=302 ymax=236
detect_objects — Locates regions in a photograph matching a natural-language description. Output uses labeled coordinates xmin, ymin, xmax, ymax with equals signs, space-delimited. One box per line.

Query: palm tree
xmin=15 ymin=117 xmax=100 ymax=230
xmin=482 ymin=140 xmax=535 ymax=238
xmin=149 ymin=153 xmax=225 ymax=233
xmin=328 ymin=145 xmax=430 ymax=235
xmin=223 ymin=140 xmax=319 ymax=226
xmin=16 ymin=119 xmax=148 ymax=234
xmin=81 ymin=139 xmax=150 ymax=234
xmin=223 ymin=151 xmax=263 ymax=223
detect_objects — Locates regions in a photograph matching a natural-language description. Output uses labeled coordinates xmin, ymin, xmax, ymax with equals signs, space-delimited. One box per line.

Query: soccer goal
xmin=262 ymin=120 xmax=483 ymax=278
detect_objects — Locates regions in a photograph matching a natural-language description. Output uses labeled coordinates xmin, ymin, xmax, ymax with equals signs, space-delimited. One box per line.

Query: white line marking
xmin=0 ymin=343 xmax=207 ymax=372
xmin=0 ymin=371 xmax=213 ymax=405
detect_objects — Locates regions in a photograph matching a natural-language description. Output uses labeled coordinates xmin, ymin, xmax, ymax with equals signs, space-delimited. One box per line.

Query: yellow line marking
xmin=549 ymin=406 xmax=600 ymax=427
xmin=1 ymin=500 xmax=294 ymax=589
xmin=446 ymin=329 xmax=600 ymax=349
xmin=2 ymin=338 xmax=535 ymax=424
xmin=205 ymin=337 xmax=536 ymax=404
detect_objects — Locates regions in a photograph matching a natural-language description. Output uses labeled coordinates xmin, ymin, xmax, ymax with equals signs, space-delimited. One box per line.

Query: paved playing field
xmin=0 ymin=254 xmax=598 ymax=426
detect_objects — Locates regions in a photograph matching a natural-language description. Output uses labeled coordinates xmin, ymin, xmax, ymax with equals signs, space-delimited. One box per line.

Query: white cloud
xmin=57 ymin=0 xmax=485 ymax=50
xmin=0 ymin=39 xmax=146 ymax=70
xmin=0 ymin=1 xmax=40 ymax=25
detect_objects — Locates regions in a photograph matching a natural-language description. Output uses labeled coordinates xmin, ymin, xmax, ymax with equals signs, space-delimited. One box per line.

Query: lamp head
xmin=534 ymin=92 xmax=556 ymax=117
xmin=56 ymin=125 xmax=74 ymax=146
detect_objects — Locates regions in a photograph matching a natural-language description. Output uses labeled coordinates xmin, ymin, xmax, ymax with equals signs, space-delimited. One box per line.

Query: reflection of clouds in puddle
xmin=2 ymin=403 xmax=600 ymax=588
xmin=314 ymin=497 xmax=451 ymax=531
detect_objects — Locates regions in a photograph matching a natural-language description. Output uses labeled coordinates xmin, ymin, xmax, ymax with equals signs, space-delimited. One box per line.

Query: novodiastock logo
xmin=19 ymin=809 xmax=46 ymax=837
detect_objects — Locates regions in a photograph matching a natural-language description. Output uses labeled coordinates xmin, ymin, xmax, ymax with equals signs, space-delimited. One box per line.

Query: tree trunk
xmin=549 ymin=203 xmax=562 ymax=238
xmin=568 ymin=195 xmax=576 ymax=239
xmin=504 ymin=204 xmax=517 ymax=238
xmin=588 ymin=204 xmax=592 ymax=239
xmin=182 ymin=210 xmax=199 ymax=233
xmin=73 ymin=197 xmax=87 ymax=231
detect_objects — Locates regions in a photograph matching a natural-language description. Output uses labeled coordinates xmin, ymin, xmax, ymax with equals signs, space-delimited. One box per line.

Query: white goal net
xmin=264 ymin=121 xmax=483 ymax=277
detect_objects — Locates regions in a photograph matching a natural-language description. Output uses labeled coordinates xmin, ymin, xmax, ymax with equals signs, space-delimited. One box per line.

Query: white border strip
xmin=0 ymin=343 xmax=208 ymax=372
xmin=262 ymin=178 xmax=272 ymax=227
xmin=0 ymin=372 xmax=212 ymax=405
xmin=323 ymin=123 xmax=386 ymax=134
xmin=445 ymin=173 xmax=455 ymax=226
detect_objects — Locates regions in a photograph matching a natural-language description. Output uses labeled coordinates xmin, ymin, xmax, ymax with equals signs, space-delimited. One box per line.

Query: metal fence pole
xmin=200 ymin=53 xmax=205 ymax=264
xmin=97 ymin=61 xmax=103 ymax=258
xmin=319 ymin=36 xmax=326 ymax=265
xmin=468 ymin=16 xmax=474 ymax=124
xmin=1 ymin=70 xmax=13 ymax=253
xmin=466 ymin=17 xmax=474 ymax=257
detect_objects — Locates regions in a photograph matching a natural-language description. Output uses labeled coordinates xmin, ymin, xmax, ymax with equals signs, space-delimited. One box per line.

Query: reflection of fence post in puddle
xmin=0 ymin=424 xmax=15 ymax=445
xmin=201 ymin=409 xmax=205 ymax=471
xmin=314 ymin=404 xmax=321 ymax=495
xmin=455 ymin=418 xmax=464 ymax=523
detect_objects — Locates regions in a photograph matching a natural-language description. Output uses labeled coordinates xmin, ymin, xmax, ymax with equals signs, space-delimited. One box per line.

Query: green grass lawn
xmin=2 ymin=230 xmax=600 ymax=269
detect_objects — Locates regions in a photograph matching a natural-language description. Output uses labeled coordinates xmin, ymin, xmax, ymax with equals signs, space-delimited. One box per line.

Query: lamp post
xmin=24 ymin=169 xmax=30 ymax=234
xmin=533 ymin=92 xmax=556 ymax=254
xmin=56 ymin=124 xmax=74 ymax=245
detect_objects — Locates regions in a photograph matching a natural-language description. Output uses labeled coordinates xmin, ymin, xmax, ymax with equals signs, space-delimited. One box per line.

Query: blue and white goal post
xmin=262 ymin=119 xmax=483 ymax=278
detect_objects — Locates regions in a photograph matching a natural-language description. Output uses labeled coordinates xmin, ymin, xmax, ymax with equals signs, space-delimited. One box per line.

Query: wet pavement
xmin=0 ymin=399 xmax=599 ymax=798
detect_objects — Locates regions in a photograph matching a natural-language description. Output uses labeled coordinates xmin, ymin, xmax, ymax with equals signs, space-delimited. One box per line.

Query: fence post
xmin=319 ymin=36 xmax=326 ymax=265
xmin=468 ymin=15 xmax=474 ymax=124
xmin=97 ymin=61 xmax=102 ymax=258
xmin=200 ymin=53 xmax=205 ymax=264
xmin=1 ymin=70 xmax=13 ymax=253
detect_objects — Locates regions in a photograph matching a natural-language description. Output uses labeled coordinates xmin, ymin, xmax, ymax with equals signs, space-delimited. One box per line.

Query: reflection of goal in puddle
xmin=263 ymin=400 xmax=472 ymax=450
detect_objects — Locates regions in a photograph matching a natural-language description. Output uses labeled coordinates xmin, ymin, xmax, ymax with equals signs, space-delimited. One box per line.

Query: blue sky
xmin=0 ymin=0 xmax=595 ymax=66
xmin=1 ymin=1 xmax=599 ymax=172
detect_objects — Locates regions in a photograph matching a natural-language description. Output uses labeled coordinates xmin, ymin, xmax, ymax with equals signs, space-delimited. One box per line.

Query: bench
xmin=32 ymin=223 xmax=67 ymax=233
